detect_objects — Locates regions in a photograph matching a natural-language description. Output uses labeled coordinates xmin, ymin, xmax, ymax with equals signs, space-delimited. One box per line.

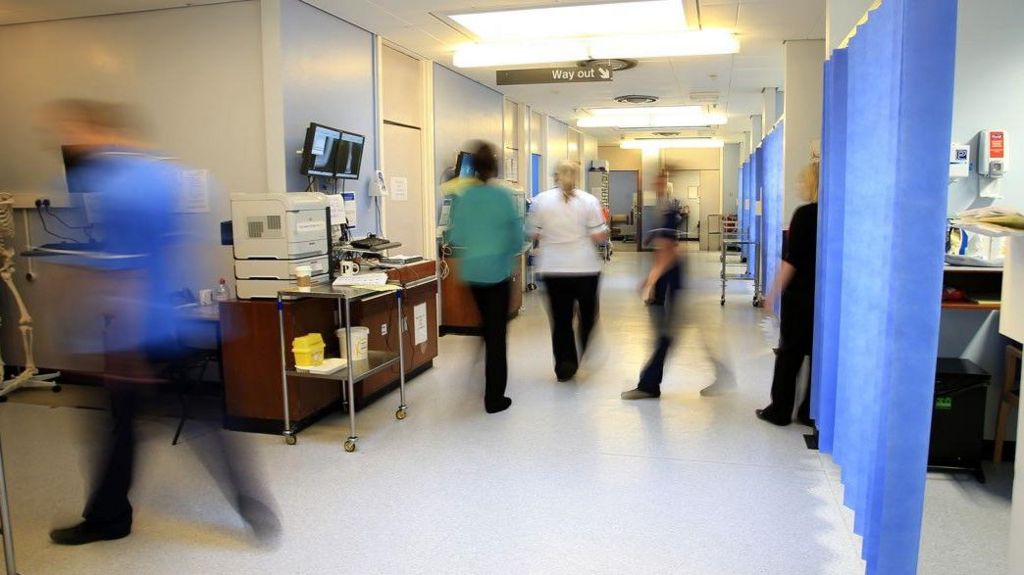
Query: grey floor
xmin=0 ymin=248 xmax=1012 ymax=574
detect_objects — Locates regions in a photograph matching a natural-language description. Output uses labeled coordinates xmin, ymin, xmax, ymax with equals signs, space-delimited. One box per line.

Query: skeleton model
xmin=0 ymin=193 xmax=60 ymax=400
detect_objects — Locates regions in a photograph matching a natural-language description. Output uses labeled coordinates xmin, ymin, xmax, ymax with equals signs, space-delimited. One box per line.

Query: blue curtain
xmin=761 ymin=123 xmax=784 ymax=310
xmin=741 ymin=160 xmax=754 ymax=273
xmin=753 ymin=146 xmax=764 ymax=294
xmin=811 ymin=1 xmax=958 ymax=573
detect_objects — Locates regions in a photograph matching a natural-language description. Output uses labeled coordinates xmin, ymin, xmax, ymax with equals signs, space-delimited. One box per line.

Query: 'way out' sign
xmin=496 ymin=64 xmax=613 ymax=86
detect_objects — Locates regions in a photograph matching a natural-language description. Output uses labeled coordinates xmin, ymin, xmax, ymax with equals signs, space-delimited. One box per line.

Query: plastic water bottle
xmin=214 ymin=278 xmax=230 ymax=302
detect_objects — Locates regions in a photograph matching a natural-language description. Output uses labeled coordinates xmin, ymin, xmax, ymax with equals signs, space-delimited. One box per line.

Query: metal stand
xmin=719 ymin=217 xmax=761 ymax=307
xmin=277 ymin=285 xmax=409 ymax=451
xmin=0 ymin=431 xmax=20 ymax=575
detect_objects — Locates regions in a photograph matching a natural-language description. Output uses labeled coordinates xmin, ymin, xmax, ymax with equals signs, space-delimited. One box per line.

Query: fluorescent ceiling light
xmin=452 ymin=30 xmax=739 ymax=68
xmin=620 ymin=138 xmax=724 ymax=150
xmin=449 ymin=1 xmax=686 ymax=42
xmin=578 ymin=106 xmax=727 ymax=129
xmin=587 ymin=105 xmax=703 ymax=117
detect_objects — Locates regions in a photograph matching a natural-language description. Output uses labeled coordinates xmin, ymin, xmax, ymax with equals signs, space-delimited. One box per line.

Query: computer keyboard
xmin=350 ymin=235 xmax=391 ymax=249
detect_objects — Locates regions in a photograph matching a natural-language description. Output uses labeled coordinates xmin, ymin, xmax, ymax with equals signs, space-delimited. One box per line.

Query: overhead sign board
xmin=496 ymin=64 xmax=613 ymax=86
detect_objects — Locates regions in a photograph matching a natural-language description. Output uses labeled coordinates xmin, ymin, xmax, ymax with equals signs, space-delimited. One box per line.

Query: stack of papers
xmin=332 ymin=272 xmax=390 ymax=287
xmin=951 ymin=207 xmax=1024 ymax=237
xmin=296 ymin=357 xmax=347 ymax=375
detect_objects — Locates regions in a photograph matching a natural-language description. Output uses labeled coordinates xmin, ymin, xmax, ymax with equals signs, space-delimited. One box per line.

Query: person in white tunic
xmin=526 ymin=160 xmax=608 ymax=381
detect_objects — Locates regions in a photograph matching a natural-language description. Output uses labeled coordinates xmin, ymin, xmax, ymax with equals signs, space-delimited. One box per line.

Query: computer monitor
xmin=455 ymin=151 xmax=475 ymax=179
xmin=334 ymin=131 xmax=365 ymax=180
xmin=300 ymin=123 xmax=343 ymax=177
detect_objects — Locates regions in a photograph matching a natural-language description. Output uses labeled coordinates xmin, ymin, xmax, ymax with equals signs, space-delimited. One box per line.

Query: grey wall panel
xmin=432 ymin=64 xmax=504 ymax=214
xmin=279 ymin=0 xmax=378 ymax=235
xmin=0 ymin=1 xmax=264 ymax=371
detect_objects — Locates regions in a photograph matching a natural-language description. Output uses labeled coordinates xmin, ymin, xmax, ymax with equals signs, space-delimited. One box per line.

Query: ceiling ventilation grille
xmin=613 ymin=95 xmax=659 ymax=104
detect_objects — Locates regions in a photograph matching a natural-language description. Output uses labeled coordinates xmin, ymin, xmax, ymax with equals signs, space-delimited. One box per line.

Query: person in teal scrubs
xmin=447 ymin=142 xmax=523 ymax=413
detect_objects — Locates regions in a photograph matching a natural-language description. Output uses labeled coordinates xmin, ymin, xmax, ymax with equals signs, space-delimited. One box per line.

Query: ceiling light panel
xmin=620 ymin=138 xmax=724 ymax=150
xmin=452 ymin=30 xmax=739 ymax=68
xmin=449 ymin=1 xmax=686 ymax=42
xmin=578 ymin=107 xmax=727 ymax=128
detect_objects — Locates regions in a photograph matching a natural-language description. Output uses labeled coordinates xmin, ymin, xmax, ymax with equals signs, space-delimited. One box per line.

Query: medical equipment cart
xmin=276 ymin=285 xmax=408 ymax=452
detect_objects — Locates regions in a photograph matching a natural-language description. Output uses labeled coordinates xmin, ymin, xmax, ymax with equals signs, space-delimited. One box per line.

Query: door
xmin=382 ymin=122 xmax=424 ymax=256
xmin=609 ymin=170 xmax=638 ymax=244
xmin=531 ymin=153 xmax=542 ymax=197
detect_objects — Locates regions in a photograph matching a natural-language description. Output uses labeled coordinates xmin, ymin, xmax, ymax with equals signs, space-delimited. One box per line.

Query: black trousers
xmin=470 ymin=280 xmax=511 ymax=405
xmin=85 ymin=378 xmax=261 ymax=528
xmin=543 ymin=274 xmax=600 ymax=380
xmin=764 ymin=292 xmax=814 ymax=422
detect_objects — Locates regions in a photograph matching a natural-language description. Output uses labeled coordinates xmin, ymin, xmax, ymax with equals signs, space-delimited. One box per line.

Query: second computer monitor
xmin=335 ymin=131 xmax=365 ymax=180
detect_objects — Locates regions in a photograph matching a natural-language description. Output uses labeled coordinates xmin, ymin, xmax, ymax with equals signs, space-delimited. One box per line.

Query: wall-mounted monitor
xmin=300 ymin=123 xmax=343 ymax=177
xmin=334 ymin=131 xmax=365 ymax=180
xmin=455 ymin=151 xmax=475 ymax=179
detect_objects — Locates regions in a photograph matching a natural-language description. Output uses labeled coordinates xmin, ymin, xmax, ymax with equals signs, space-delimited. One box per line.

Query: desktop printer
xmin=230 ymin=193 xmax=330 ymax=298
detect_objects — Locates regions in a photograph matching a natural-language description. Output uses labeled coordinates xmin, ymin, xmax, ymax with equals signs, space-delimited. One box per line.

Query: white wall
xmin=783 ymin=39 xmax=825 ymax=226
xmin=722 ymin=143 xmax=742 ymax=216
xmin=0 ymin=1 xmax=264 ymax=371
xmin=826 ymin=0 xmax=874 ymax=53
xmin=948 ymin=0 xmax=1024 ymax=215
xmin=432 ymin=63 xmax=504 ymax=213
xmin=278 ymin=0 xmax=378 ymax=235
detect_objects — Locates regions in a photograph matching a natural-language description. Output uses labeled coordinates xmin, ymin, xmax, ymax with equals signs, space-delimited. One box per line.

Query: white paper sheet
xmin=413 ymin=302 xmax=428 ymax=345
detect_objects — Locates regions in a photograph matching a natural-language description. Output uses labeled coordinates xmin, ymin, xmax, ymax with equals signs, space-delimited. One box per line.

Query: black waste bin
xmin=929 ymin=358 xmax=990 ymax=482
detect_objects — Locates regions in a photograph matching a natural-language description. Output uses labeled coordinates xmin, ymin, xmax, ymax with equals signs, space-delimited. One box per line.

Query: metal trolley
xmin=720 ymin=217 xmax=761 ymax=307
xmin=276 ymin=285 xmax=409 ymax=452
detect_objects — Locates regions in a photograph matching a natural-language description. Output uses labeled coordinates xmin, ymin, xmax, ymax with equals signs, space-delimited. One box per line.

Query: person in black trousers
xmin=446 ymin=142 xmax=523 ymax=413
xmin=527 ymin=161 xmax=608 ymax=382
xmin=757 ymin=162 xmax=820 ymax=426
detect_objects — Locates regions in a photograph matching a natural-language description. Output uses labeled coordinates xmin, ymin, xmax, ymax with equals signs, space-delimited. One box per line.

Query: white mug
xmin=340 ymin=261 xmax=360 ymax=276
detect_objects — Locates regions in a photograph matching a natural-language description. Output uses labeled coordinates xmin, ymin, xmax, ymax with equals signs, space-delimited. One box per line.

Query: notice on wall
xmin=177 ymin=169 xmax=210 ymax=213
xmin=413 ymin=303 xmax=428 ymax=345
xmin=390 ymin=177 xmax=408 ymax=202
xmin=687 ymin=186 xmax=700 ymax=200
xmin=328 ymin=195 xmax=346 ymax=224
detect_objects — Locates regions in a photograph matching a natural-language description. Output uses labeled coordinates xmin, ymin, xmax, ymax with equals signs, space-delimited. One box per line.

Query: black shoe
xmin=237 ymin=496 xmax=281 ymax=545
xmin=755 ymin=408 xmax=791 ymax=427
xmin=50 ymin=521 xmax=131 ymax=545
xmin=485 ymin=397 xmax=512 ymax=414
xmin=555 ymin=361 xmax=578 ymax=382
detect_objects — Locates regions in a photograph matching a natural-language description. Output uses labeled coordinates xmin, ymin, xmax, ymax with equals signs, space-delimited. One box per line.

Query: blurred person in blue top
xmin=42 ymin=99 xmax=278 ymax=546
xmin=447 ymin=141 xmax=523 ymax=414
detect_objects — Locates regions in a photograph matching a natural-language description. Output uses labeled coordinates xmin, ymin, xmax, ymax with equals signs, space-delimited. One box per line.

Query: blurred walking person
xmin=621 ymin=172 xmax=734 ymax=400
xmin=42 ymin=99 xmax=278 ymax=545
xmin=528 ymin=160 xmax=607 ymax=382
xmin=447 ymin=142 xmax=522 ymax=413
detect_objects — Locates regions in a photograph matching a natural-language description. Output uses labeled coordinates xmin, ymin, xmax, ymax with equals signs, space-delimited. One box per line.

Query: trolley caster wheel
xmin=344 ymin=440 xmax=357 ymax=453
xmin=52 ymin=384 xmax=62 ymax=393
xmin=753 ymin=298 xmax=761 ymax=308
xmin=395 ymin=408 xmax=407 ymax=420
xmin=284 ymin=434 xmax=297 ymax=446
xmin=720 ymin=299 xmax=725 ymax=307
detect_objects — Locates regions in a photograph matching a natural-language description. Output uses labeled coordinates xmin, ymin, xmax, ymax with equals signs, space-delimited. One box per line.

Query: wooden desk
xmin=440 ymin=251 xmax=525 ymax=335
xmin=219 ymin=261 xmax=438 ymax=434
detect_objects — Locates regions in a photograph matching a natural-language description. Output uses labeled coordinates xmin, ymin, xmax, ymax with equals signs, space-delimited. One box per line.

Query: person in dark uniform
xmin=756 ymin=162 xmax=820 ymax=426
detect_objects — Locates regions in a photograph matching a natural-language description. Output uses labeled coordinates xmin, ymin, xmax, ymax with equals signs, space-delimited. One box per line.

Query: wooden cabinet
xmin=220 ymin=262 xmax=439 ymax=434
xmin=440 ymin=253 xmax=525 ymax=334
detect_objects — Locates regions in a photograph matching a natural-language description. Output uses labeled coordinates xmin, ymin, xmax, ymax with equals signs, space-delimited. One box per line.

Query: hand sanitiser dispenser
xmin=978 ymin=129 xmax=1008 ymax=178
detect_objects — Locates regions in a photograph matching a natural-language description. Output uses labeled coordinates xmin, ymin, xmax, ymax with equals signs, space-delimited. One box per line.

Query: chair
xmin=993 ymin=344 xmax=1022 ymax=464
xmin=159 ymin=347 xmax=216 ymax=446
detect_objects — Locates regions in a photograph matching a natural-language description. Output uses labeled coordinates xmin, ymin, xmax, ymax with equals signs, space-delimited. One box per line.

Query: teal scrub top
xmin=447 ymin=182 xmax=523 ymax=285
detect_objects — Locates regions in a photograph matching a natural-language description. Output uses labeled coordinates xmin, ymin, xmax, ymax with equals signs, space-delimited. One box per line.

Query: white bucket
xmin=336 ymin=326 xmax=369 ymax=361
